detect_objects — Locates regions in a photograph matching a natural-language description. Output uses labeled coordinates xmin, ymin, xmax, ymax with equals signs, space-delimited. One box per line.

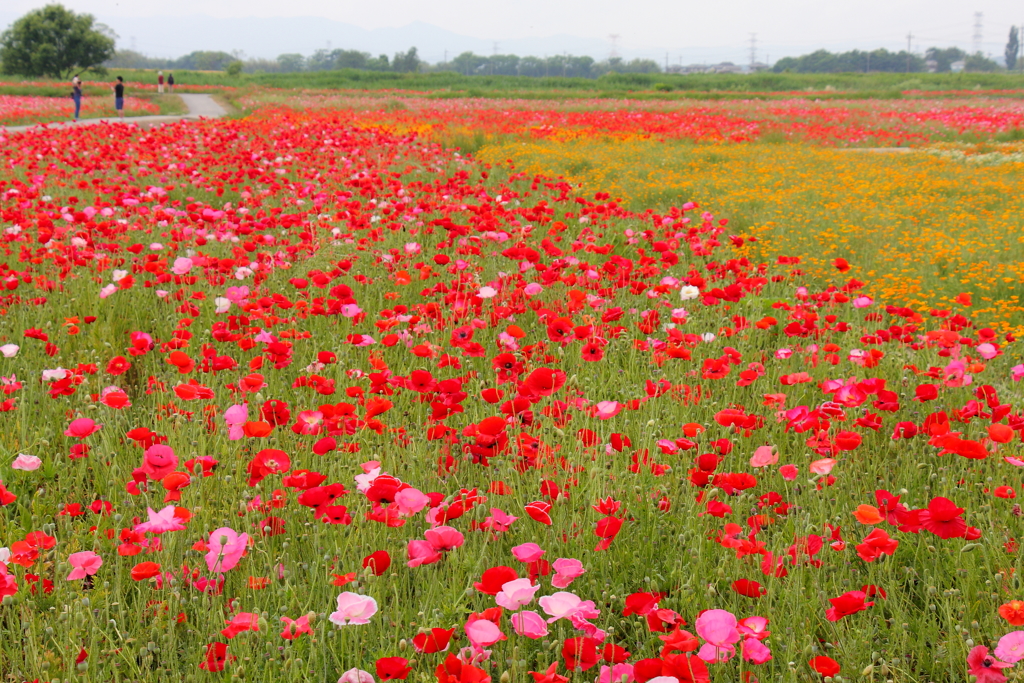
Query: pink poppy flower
xmin=995 ymin=631 xmax=1024 ymax=664
xmin=511 ymin=542 xmax=545 ymax=563
xmin=523 ymin=283 xmax=543 ymax=296
xmin=809 ymin=458 xmax=837 ymax=475
xmin=141 ymin=444 xmax=178 ymax=481
xmin=424 ymin=526 xmax=464 ymax=551
xmin=394 ymin=488 xmax=430 ymax=516
xmin=171 ymin=257 xmax=194 ymax=275
xmin=695 ymin=609 xmax=740 ymax=662
xmin=483 ymin=508 xmax=518 ymax=532
xmin=465 ymin=617 xmax=505 ymax=648
xmin=329 ymin=592 xmax=378 ymax=626
xmin=338 ymin=669 xmax=375 ymax=683
xmin=223 ymin=403 xmax=248 ymax=441
xmin=64 ymin=418 xmax=101 ymax=439
xmin=749 ymin=445 xmax=778 ymax=468
xmin=539 ymin=591 xmax=584 ymax=622
xmin=406 ymin=539 xmax=442 ymax=568
xmin=495 ymin=578 xmax=541 ymax=610
xmin=205 ymin=527 xmax=249 ymax=573
xmin=511 ymin=610 xmax=548 ymax=639
xmin=551 ymin=558 xmax=586 ymax=588
xmin=742 ymin=638 xmax=773 ymax=664
xmin=595 ymin=401 xmax=623 ymax=420
xmin=67 ymin=551 xmax=102 ymax=580
xmin=134 ymin=506 xmax=187 ymax=534
xmin=598 ymin=664 xmax=634 ymax=683
xmin=11 ymin=454 xmax=41 ymax=471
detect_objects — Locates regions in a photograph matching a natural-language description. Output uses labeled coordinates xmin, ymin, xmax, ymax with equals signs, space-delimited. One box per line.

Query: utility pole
xmin=905 ymin=32 xmax=913 ymax=72
xmin=973 ymin=12 xmax=983 ymax=55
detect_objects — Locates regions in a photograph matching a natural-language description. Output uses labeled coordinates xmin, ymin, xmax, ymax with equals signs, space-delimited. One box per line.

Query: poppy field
xmin=0 ymin=94 xmax=161 ymax=127
xmin=0 ymin=99 xmax=1021 ymax=683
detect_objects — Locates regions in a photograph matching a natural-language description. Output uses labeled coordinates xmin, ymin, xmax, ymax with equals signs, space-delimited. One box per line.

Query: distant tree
xmin=772 ymin=48 xmax=924 ymax=73
xmin=392 ymin=47 xmax=420 ymax=73
xmin=964 ymin=52 xmax=999 ymax=73
xmin=925 ymin=46 xmax=967 ymax=72
xmin=451 ymin=51 xmax=486 ymax=75
xmin=0 ymin=4 xmax=116 ymax=78
xmin=104 ymin=49 xmax=170 ymax=70
xmin=488 ymin=54 xmax=520 ymax=76
xmin=225 ymin=60 xmax=243 ymax=76
xmin=1007 ymin=26 xmax=1020 ymax=70
xmin=172 ymin=50 xmax=235 ymax=71
xmin=277 ymin=53 xmax=305 ymax=72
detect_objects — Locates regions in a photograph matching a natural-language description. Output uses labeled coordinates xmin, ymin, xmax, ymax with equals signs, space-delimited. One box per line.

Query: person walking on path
xmin=167 ymin=73 xmax=175 ymax=92
xmin=157 ymin=71 xmax=165 ymax=94
xmin=112 ymin=76 xmax=125 ymax=120
xmin=71 ymin=76 xmax=83 ymax=121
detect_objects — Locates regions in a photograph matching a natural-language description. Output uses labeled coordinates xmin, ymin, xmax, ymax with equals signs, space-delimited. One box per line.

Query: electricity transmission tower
xmin=608 ymin=34 xmax=620 ymax=60
xmin=972 ymin=12 xmax=983 ymax=54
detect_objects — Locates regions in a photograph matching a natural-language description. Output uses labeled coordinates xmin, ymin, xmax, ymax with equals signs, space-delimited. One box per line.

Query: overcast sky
xmin=2 ymin=0 xmax=1020 ymax=63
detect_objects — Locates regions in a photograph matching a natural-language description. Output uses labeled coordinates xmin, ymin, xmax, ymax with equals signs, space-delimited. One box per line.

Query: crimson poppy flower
xmin=413 ymin=627 xmax=455 ymax=653
xmin=473 ymin=566 xmax=518 ymax=595
xmin=376 ymin=657 xmax=412 ymax=681
xmin=825 ymin=591 xmax=873 ymax=621
xmin=918 ymin=496 xmax=967 ymax=539
xmin=562 ymin=637 xmax=600 ymax=671
xmin=809 ymin=656 xmax=840 ymax=677
xmin=362 ymin=550 xmax=391 ymax=576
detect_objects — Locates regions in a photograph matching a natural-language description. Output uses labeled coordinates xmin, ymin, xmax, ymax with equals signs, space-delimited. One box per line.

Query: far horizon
xmin=0 ymin=1 xmax=1019 ymax=68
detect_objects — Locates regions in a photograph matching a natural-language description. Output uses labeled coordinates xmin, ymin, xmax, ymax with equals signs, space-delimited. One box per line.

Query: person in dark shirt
xmin=112 ymin=76 xmax=125 ymax=119
xmin=167 ymin=73 xmax=175 ymax=91
xmin=71 ymin=77 xmax=82 ymax=121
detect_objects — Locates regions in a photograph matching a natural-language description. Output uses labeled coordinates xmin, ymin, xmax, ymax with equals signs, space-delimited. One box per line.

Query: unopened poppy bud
xmin=398 ymin=639 xmax=407 ymax=652
xmin=500 ymin=672 xmax=510 ymax=683
xmin=861 ymin=665 xmax=874 ymax=676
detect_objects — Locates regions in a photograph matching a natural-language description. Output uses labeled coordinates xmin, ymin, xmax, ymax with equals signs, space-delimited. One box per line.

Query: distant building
xmin=926 ymin=59 xmax=938 ymax=73
xmin=950 ymin=60 xmax=966 ymax=73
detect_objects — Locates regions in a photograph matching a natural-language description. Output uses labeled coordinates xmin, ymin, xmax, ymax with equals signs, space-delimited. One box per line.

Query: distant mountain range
xmin=0 ymin=11 xmax=748 ymax=66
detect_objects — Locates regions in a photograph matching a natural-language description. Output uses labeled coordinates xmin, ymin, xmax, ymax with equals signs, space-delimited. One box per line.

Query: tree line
xmin=773 ymin=44 xmax=1014 ymax=74
xmin=106 ymin=48 xmax=662 ymax=77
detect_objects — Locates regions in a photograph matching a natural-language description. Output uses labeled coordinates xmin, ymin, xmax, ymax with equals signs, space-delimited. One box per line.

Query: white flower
xmin=679 ymin=285 xmax=700 ymax=301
